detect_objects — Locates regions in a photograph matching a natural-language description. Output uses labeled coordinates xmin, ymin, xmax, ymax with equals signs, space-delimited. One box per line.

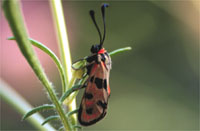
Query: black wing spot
xmin=90 ymin=76 xmax=94 ymax=82
xmin=103 ymin=79 xmax=107 ymax=91
xmin=85 ymin=93 xmax=93 ymax=99
xmin=86 ymin=108 xmax=93 ymax=114
xmin=97 ymin=101 xmax=107 ymax=109
xmin=86 ymin=64 xmax=93 ymax=75
xmin=95 ymin=78 xmax=103 ymax=89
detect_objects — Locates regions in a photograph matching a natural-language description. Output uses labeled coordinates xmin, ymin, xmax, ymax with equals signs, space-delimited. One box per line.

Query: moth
xmin=73 ymin=4 xmax=111 ymax=126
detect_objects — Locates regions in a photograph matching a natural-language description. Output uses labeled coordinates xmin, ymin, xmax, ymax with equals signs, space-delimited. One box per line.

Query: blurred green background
xmin=1 ymin=1 xmax=199 ymax=130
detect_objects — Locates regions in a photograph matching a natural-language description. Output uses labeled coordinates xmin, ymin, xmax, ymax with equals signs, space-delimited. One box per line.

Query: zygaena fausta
xmin=73 ymin=3 xmax=111 ymax=126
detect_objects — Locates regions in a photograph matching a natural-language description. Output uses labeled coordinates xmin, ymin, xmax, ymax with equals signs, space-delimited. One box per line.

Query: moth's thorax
xmin=97 ymin=49 xmax=112 ymax=70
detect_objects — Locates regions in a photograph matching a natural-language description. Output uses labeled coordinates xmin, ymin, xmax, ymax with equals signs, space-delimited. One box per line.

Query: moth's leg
xmin=72 ymin=84 xmax=86 ymax=91
xmin=72 ymin=54 xmax=97 ymax=70
xmin=71 ymin=58 xmax=86 ymax=70
xmin=72 ymin=61 xmax=95 ymax=71
xmin=72 ymin=58 xmax=85 ymax=65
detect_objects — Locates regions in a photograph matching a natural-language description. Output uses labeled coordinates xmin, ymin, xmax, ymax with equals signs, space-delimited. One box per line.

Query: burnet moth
xmin=73 ymin=3 xmax=111 ymax=126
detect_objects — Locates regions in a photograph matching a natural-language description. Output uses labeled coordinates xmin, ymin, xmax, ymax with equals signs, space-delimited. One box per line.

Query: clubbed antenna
xmin=89 ymin=10 xmax=102 ymax=44
xmin=100 ymin=3 xmax=109 ymax=48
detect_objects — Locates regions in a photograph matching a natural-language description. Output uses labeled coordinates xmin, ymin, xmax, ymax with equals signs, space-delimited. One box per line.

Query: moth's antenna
xmin=100 ymin=3 xmax=109 ymax=48
xmin=89 ymin=10 xmax=102 ymax=44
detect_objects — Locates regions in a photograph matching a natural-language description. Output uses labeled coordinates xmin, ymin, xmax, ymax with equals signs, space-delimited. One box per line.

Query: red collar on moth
xmin=98 ymin=48 xmax=105 ymax=54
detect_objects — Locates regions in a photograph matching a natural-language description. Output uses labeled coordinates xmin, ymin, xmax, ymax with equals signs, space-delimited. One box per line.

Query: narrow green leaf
xmin=41 ymin=115 xmax=59 ymax=126
xmin=73 ymin=125 xmax=82 ymax=129
xmin=109 ymin=47 xmax=132 ymax=56
xmin=66 ymin=109 xmax=79 ymax=117
xmin=60 ymin=85 xmax=82 ymax=103
xmin=23 ymin=104 xmax=54 ymax=120
xmin=8 ymin=37 xmax=67 ymax=94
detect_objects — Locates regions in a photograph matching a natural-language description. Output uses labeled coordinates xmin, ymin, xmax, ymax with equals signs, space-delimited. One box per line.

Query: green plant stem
xmin=50 ymin=0 xmax=77 ymax=126
xmin=2 ymin=0 xmax=71 ymax=130
xmin=63 ymin=71 xmax=77 ymax=125
xmin=50 ymin=0 xmax=72 ymax=84
xmin=0 ymin=79 xmax=55 ymax=131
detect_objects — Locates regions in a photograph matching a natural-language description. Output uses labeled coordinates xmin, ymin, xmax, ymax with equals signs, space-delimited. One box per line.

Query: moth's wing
xmin=78 ymin=62 xmax=110 ymax=126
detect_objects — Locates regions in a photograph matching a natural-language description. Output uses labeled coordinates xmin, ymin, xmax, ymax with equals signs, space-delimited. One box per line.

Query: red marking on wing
xmin=91 ymin=64 xmax=98 ymax=75
xmin=86 ymin=113 xmax=98 ymax=120
xmin=83 ymin=111 xmax=89 ymax=120
xmin=91 ymin=113 xmax=98 ymax=119
xmin=85 ymin=100 xmax=93 ymax=106
xmin=107 ymin=85 xmax=110 ymax=96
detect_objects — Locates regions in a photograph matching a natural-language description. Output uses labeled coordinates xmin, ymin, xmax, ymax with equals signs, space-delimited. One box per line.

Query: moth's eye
xmin=90 ymin=45 xmax=100 ymax=53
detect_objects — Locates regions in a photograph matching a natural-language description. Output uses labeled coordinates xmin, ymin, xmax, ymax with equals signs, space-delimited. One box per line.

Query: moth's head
xmin=90 ymin=44 xmax=101 ymax=53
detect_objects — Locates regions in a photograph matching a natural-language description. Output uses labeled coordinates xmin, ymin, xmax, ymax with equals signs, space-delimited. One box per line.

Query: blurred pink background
xmin=1 ymin=1 xmax=75 ymax=103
